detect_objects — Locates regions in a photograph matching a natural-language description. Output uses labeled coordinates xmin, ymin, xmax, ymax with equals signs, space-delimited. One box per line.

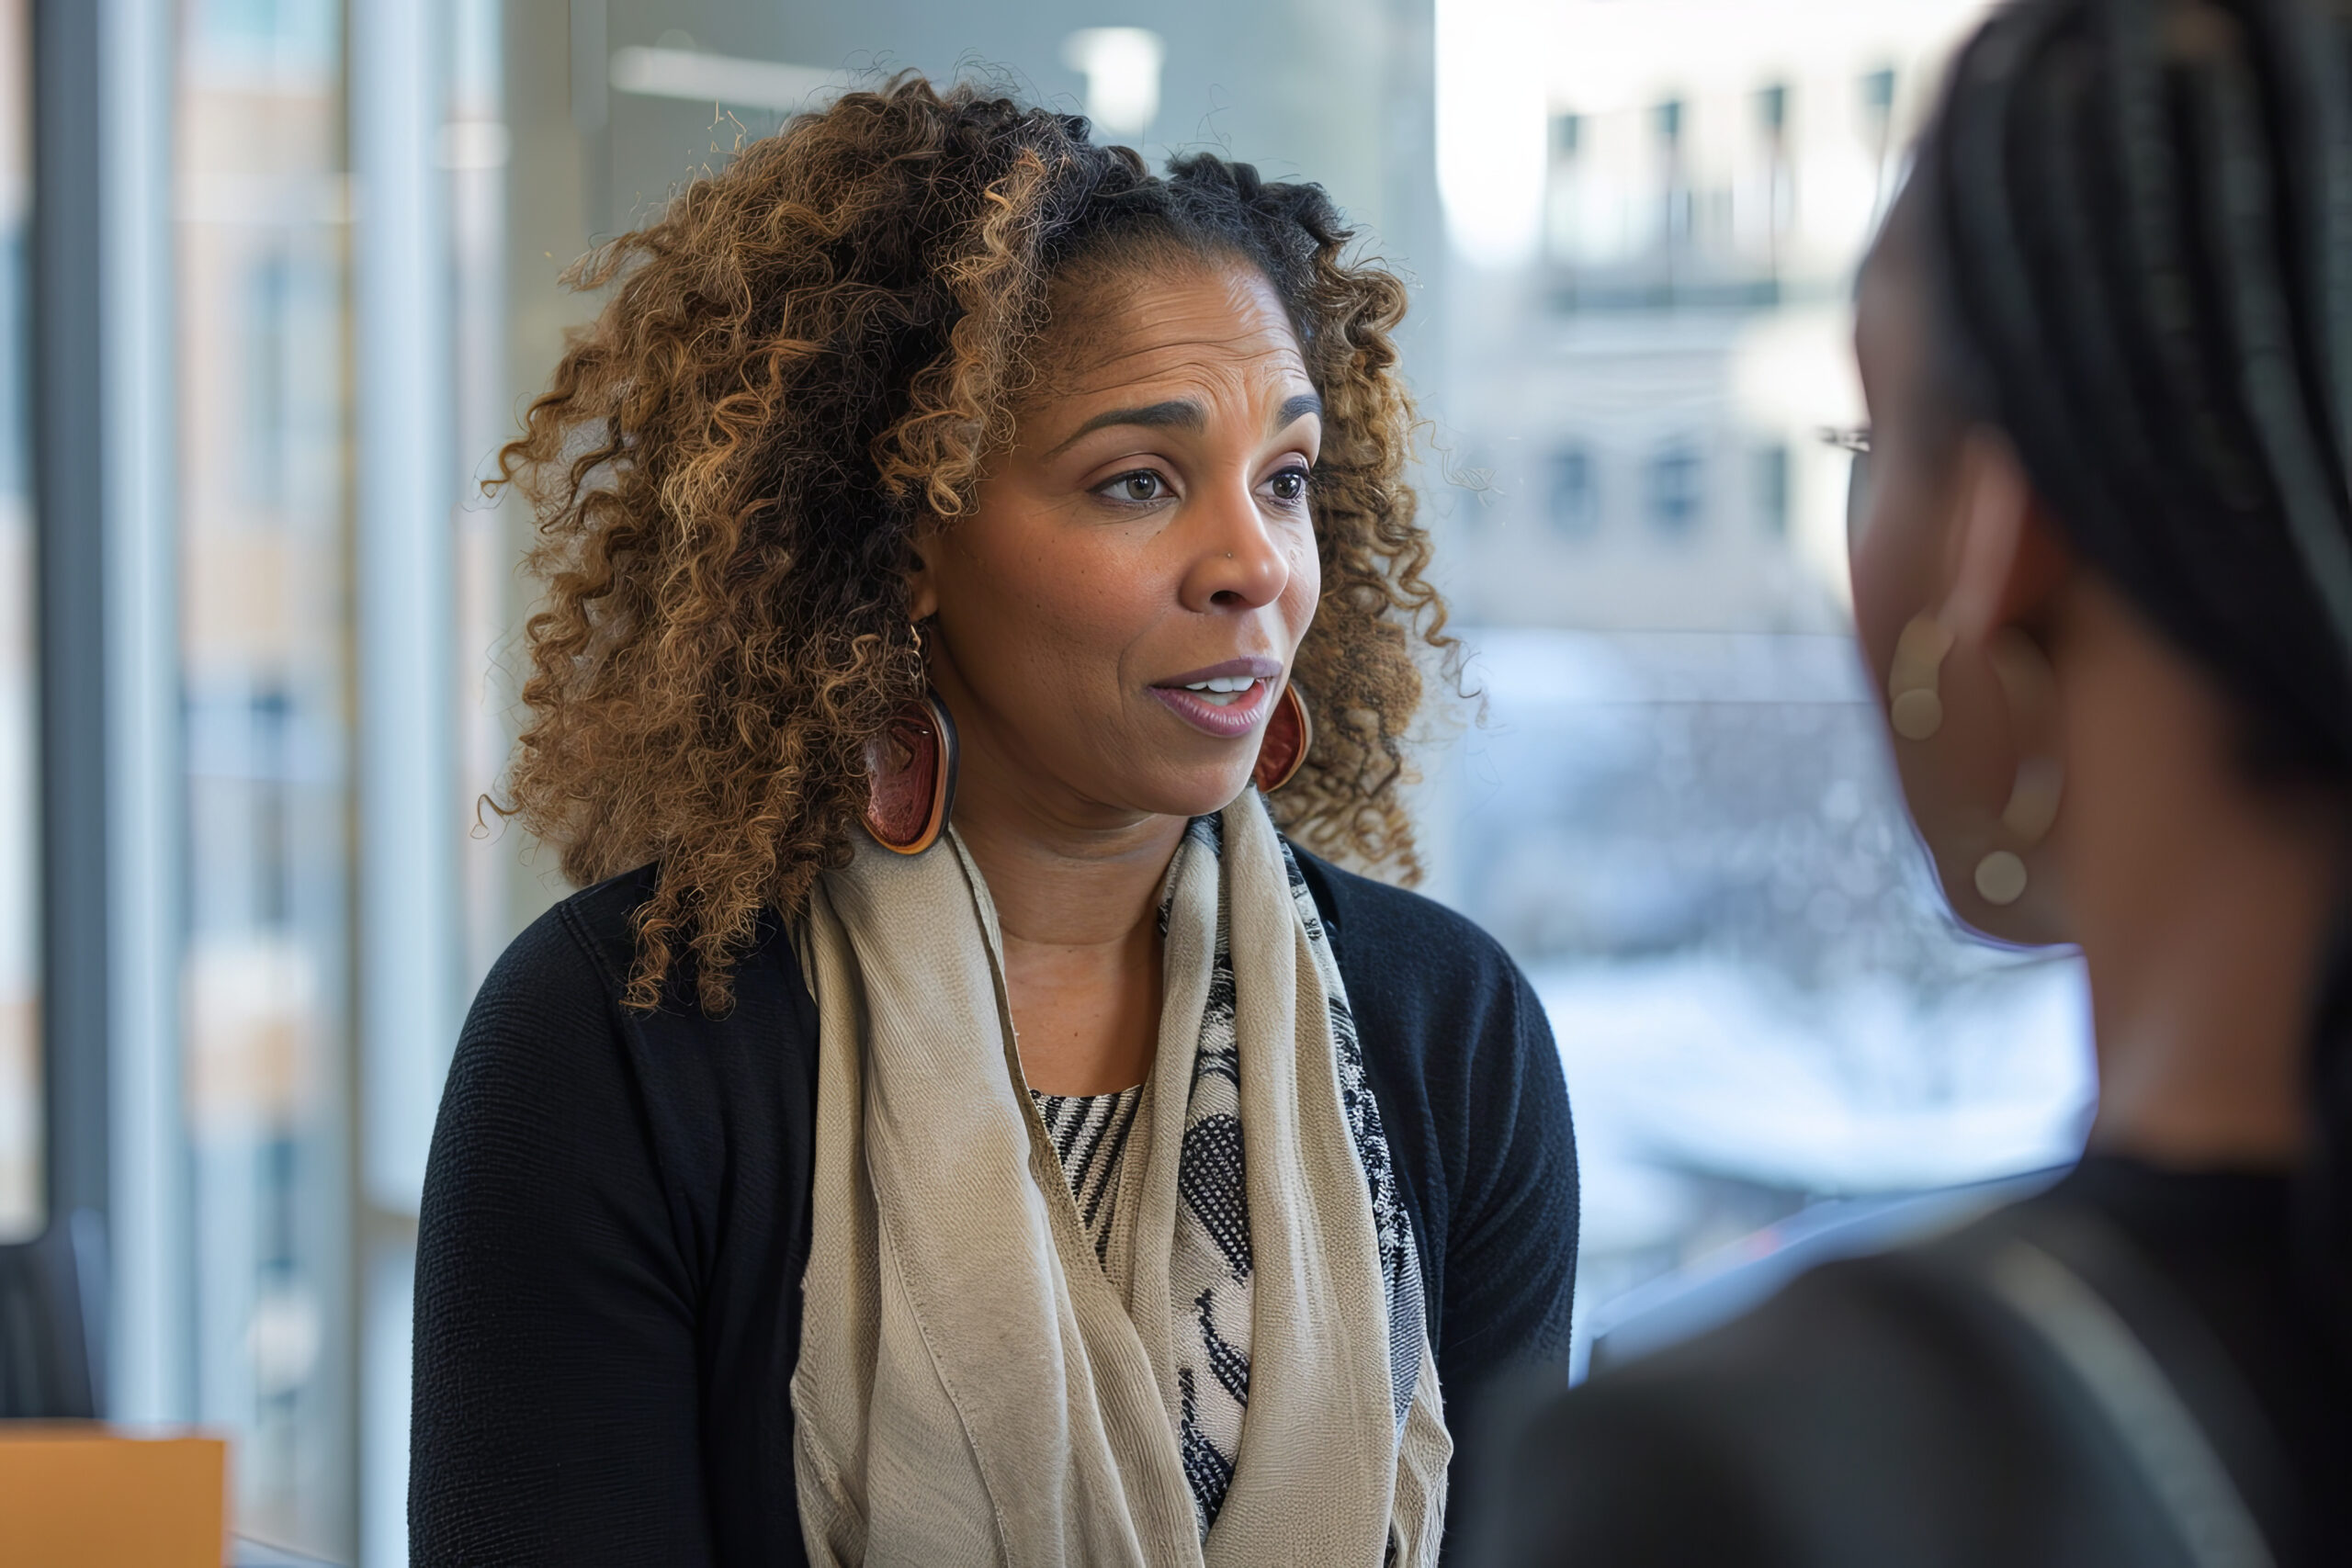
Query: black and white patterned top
xmin=1032 ymin=1084 xmax=1145 ymax=1263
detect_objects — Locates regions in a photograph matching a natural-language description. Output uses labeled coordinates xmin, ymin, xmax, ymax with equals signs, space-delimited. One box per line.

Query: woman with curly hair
xmin=409 ymin=76 xmax=1577 ymax=1567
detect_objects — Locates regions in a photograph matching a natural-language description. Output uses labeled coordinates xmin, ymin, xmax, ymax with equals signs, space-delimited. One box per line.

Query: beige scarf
xmin=791 ymin=792 xmax=1450 ymax=1567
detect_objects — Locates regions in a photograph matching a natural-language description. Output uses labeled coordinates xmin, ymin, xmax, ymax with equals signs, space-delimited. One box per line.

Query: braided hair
xmin=1899 ymin=0 xmax=2352 ymax=1337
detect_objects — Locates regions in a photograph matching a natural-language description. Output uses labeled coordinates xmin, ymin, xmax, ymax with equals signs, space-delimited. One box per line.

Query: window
xmin=1861 ymin=65 xmax=1898 ymax=118
xmin=1441 ymin=0 xmax=2065 ymax=1372
xmin=1655 ymin=98 xmax=1690 ymax=257
xmin=1547 ymin=445 xmax=1600 ymax=536
xmin=1860 ymin=65 xmax=1902 ymax=225
xmin=1645 ymin=442 xmax=1705 ymax=536
xmin=1754 ymin=442 xmax=1790 ymax=536
xmin=1545 ymin=111 xmax=1588 ymax=265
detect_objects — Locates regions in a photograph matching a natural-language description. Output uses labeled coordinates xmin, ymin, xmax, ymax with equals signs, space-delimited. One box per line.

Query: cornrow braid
xmin=1913 ymin=0 xmax=2352 ymax=1343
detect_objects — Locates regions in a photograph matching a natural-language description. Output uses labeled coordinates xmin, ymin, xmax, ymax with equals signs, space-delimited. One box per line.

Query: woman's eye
xmin=1266 ymin=468 xmax=1309 ymax=503
xmin=1104 ymin=470 xmax=1168 ymax=503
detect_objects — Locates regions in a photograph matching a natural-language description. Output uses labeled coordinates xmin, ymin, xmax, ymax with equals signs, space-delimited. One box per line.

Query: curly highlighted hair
xmin=496 ymin=75 xmax=1452 ymax=1011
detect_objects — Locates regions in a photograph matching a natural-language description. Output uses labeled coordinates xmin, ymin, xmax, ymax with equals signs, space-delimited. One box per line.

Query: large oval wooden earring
xmin=1253 ymin=682 xmax=1313 ymax=794
xmin=861 ymin=694 xmax=958 ymax=854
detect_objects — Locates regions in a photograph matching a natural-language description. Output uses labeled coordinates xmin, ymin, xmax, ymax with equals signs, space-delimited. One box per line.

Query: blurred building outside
xmin=1416 ymin=0 xmax=2091 ymax=1358
xmin=0 ymin=1 xmax=2094 ymax=1562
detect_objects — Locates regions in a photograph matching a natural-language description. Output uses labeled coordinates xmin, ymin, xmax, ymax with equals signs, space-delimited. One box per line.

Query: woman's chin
xmin=1091 ymin=761 xmax=1265 ymax=824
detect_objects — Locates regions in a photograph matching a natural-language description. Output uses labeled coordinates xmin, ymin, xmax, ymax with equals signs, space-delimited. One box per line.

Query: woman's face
xmin=1849 ymin=244 xmax=2068 ymax=945
xmin=910 ymin=258 xmax=1323 ymax=827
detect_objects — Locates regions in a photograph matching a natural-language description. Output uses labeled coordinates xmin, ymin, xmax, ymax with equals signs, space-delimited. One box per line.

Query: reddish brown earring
xmin=1253 ymin=683 xmax=1313 ymax=794
xmin=861 ymin=694 xmax=958 ymax=854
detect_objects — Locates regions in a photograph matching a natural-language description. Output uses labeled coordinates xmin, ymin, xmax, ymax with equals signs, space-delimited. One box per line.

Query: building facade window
xmin=1645 ymin=441 xmax=1705 ymax=536
xmin=1754 ymin=442 xmax=1790 ymax=536
xmin=1861 ymin=65 xmax=1898 ymax=118
xmin=1544 ymin=111 xmax=1585 ymax=265
xmin=1753 ymin=83 xmax=1792 ymax=279
xmin=1655 ymin=97 xmax=1690 ymax=260
xmin=1547 ymin=444 xmax=1600 ymax=536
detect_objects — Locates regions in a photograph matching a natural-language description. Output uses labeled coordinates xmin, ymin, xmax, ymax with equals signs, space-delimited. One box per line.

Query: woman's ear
xmin=1935 ymin=431 xmax=2069 ymax=647
xmin=905 ymin=528 xmax=942 ymax=622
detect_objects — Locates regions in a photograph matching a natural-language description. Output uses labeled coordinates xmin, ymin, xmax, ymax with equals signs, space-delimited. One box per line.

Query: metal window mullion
xmin=101 ymin=0 xmax=189 ymax=1424
xmin=352 ymin=0 xmax=459 ymax=1561
xmin=31 ymin=0 xmax=108 ymax=1249
xmin=31 ymin=0 xmax=191 ymax=1422
xmin=352 ymin=0 xmax=458 ymax=1241
xmin=30 ymin=0 xmax=103 ymax=1224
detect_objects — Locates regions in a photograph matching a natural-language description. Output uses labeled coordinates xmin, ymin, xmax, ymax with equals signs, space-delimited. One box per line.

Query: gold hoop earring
xmin=1973 ymin=629 xmax=2063 ymax=907
xmin=1888 ymin=615 xmax=1953 ymax=739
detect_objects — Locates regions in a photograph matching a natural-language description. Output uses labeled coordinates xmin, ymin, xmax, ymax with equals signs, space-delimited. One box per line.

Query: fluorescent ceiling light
xmin=609 ymin=46 xmax=833 ymax=112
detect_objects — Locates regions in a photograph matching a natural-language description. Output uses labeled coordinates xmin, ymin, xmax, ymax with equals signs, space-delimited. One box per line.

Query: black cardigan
xmin=409 ymin=848 xmax=1578 ymax=1566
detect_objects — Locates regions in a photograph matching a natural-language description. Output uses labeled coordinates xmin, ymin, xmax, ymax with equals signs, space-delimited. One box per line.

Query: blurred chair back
xmin=0 ymin=1210 xmax=105 ymax=1418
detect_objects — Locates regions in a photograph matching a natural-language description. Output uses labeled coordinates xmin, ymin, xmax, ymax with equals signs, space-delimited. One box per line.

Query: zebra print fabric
xmin=1030 ymin=1084 xmax=1145 ymax=1263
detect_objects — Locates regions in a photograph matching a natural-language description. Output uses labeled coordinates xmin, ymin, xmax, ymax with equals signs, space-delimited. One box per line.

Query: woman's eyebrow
xmin=1045 ymin=399 xmax=1203 ymax=457
xmin=1041 ymin=391 xmax=1320 ymax=458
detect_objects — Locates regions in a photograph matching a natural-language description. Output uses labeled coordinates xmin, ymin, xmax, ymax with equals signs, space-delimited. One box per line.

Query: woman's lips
xmin=1149 ymin=676 xmax=1275 ymax=739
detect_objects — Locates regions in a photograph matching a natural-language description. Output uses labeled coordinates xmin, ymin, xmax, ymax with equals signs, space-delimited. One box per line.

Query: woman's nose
xmin=1181 ymin=481 xmax=1290 ymax=613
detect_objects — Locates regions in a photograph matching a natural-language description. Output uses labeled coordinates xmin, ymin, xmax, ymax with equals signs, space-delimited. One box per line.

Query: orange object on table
xmin=0 ymin=1425 xmax=227 ymax=1567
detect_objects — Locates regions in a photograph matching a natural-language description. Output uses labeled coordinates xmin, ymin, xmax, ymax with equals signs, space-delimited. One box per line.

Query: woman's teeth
xmin=1182 ymin=676 xmax=1259 ymax=707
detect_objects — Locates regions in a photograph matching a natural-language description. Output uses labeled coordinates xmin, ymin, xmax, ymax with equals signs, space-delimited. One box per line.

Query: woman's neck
xmin=2057 ymin=591 xmax=2333 ymax=1168
xmin=2077 ymin=837 xmax=2325 ymax=1168
xmin=948 ymin=756 xmax=1191 ymax=1096
xmin=954 ymin=802 xmax=1186 ymax=952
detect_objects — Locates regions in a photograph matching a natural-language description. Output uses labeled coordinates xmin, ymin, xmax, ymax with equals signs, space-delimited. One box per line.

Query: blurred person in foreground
xmin=408 ymin=76 xmax=1577 ymax=1567
xmin=1487 ymin=1 xmax=2351 ymax=1563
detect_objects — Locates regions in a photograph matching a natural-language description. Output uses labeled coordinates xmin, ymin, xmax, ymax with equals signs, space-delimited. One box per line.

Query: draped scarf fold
xmin=791 ymin=792 xmax=1450 ymax=1567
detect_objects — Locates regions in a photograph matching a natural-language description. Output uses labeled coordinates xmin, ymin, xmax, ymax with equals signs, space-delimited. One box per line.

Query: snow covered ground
xmin=1535 ymin=951 xmax=2092 ymax=1246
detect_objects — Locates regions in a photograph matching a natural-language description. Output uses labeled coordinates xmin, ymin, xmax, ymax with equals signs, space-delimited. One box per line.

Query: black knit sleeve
xmin=1441 ymin=960 xmax=1579 ymax=1384
xmin=409 ymin=900 xmax=716 ymax=1567
xmin=1292 ymin=849 xmax=1580 ymax=1558
xmin=1426 ymin=956 xmax=1579 ymax=1551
